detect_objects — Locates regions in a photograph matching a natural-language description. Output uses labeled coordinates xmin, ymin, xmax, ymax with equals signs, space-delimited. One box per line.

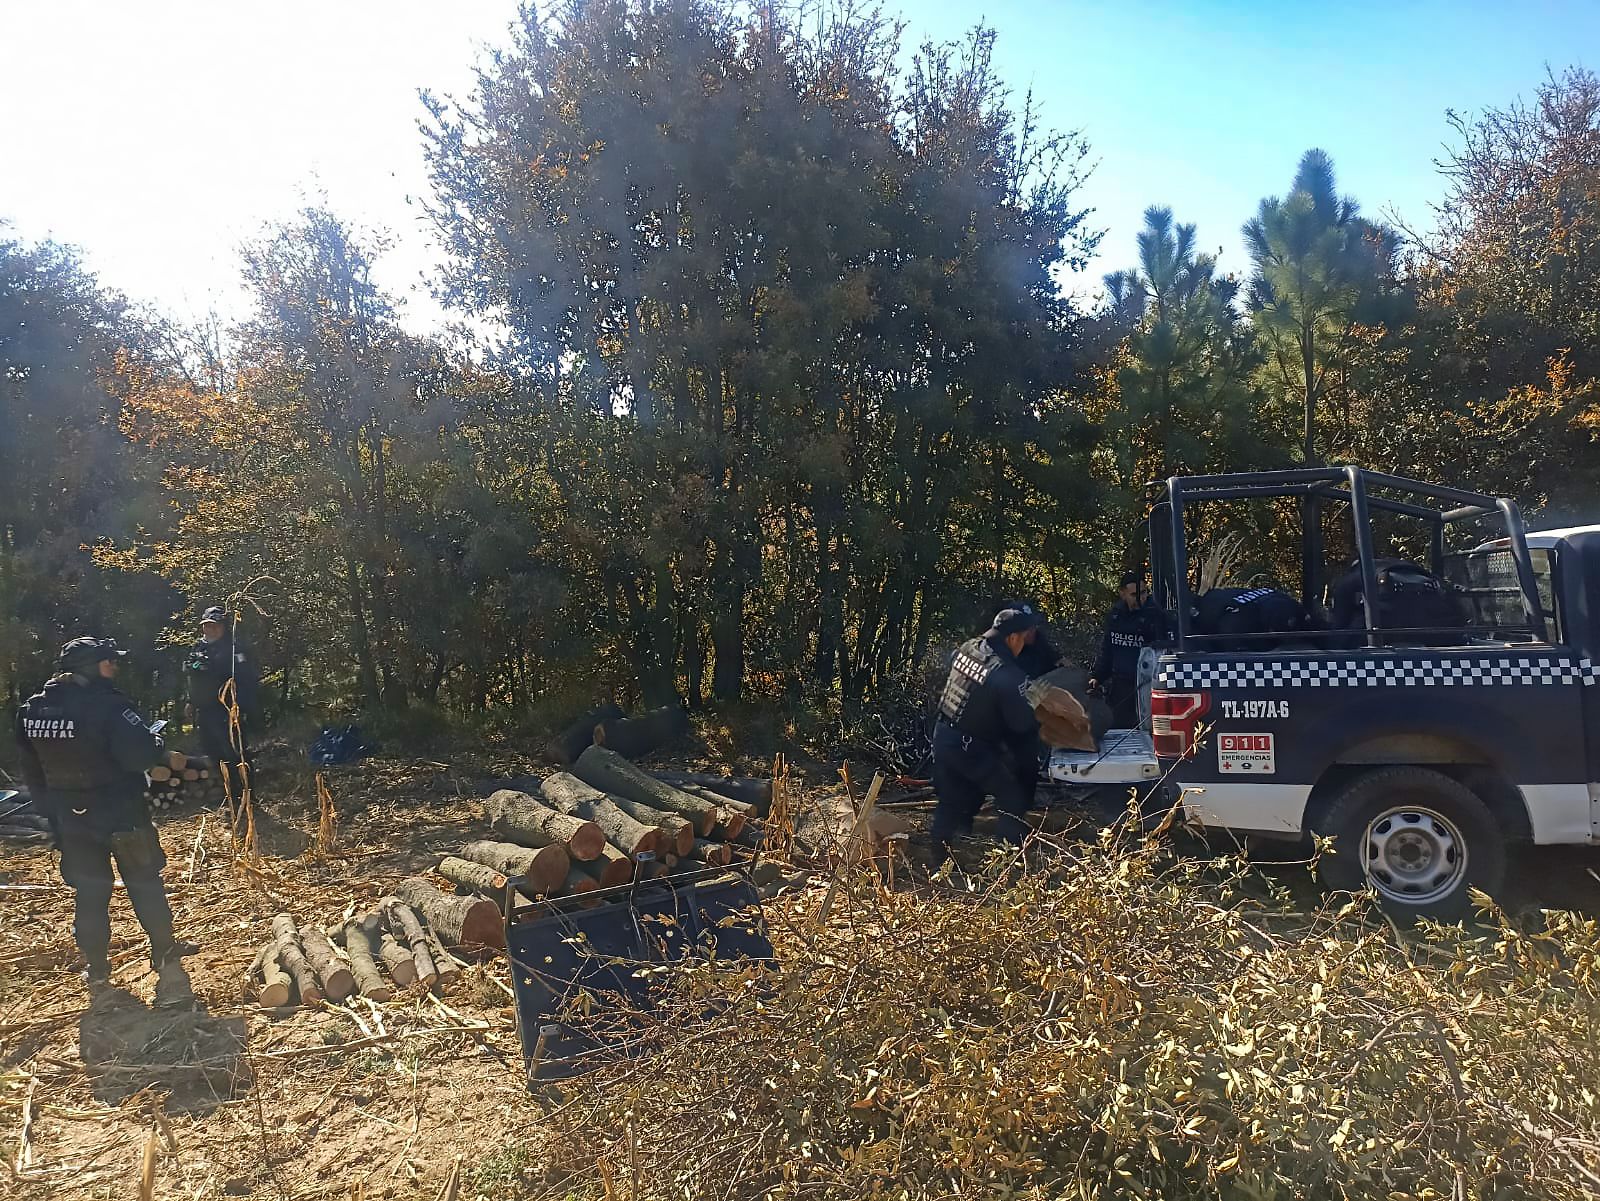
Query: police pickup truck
xmin=1144 ymin=467 xmax=1598 ymax=919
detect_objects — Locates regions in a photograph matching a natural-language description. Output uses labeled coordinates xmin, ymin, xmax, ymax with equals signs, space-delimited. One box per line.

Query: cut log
xmin=544 ymin=701 xmax=626 ymax=765
xmin=298 ymin=925 xmax=356 ymax=1002
xmin=167 ymin=750 xmax=188 ymax=773
xmin=590 ymin=705 xmax=691 ymax=760
xmin=458 ymin=839 xmax=570 ymax=896
xmin=198 ymin=769 xmax=211 ymax=780
xmin=599 ymin=793 xmax=694 ymax=856
xmin=268 ymin=915 xmax=323 ymax=1005
xmin=375 ymin=928 xmax=418 ymax=988
xmin=572 ymin=842 xmax=635 ymax=888
xmin=485 ymin=790 xmax=605 ymax=861
xmin=147 ymin=765 xmax=173 ymax=783
xmin=671 ymin=781 xmax=759 ymax=821
xmin=423 ymin=925 xmax=462 ymax=984
xmin=438 ymin=855 xmax=509 ymax=896
xmin=182 ymin=768 xmax=200 ymax=782
xmin=651 ymin=771 xmax=772 ymax=811
xmin=340 ymin=919 xmax=393 ymax=1002
xmin=687 ymin=839 xmax=733 ymax=867
xmin=394 ymin=877 xmax=504 ymax=950
xmin=539 ymin=773 xmax=662 ymax=857
xmin=379 ymin=898 xmax=438 ymax=988
xmin=572 ymin=748 xmax=723 ymax=836
xmin=249 ymin=941 xmax=292 ymax=1008
xmin=562 ymin=864 xmax=599 ymax=895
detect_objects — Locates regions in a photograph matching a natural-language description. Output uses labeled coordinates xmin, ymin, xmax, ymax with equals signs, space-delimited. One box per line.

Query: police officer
xmin=14 ymin=638 xmax=197 ymax=988
xmin=186 ymin=606 xmax=257 ymax=795
xmin=929 ymin=608 xmax=1044 ymax=866
xmin=1088 ymin=571 xmax=1168 ymax=730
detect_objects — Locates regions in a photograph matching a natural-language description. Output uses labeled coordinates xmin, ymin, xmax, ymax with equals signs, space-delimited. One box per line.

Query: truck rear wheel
xmin=1313 ymin=767 xmax=1505 ymax=921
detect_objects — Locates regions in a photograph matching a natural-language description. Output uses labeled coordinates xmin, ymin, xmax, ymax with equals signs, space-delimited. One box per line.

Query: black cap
xmin=200 ymin=606 xmax=228 ymax=624
xmin=987 ymin=607 xmax=1043 ymax=637
xmin=1119 ymin=571 xmax=1143 ymax=590
xmin=57 ymin=637 xmax=128 ymax=673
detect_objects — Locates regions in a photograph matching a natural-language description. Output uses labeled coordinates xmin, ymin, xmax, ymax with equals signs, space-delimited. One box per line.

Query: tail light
xmin=1151 ymin=689 xmax=1210 ymax=759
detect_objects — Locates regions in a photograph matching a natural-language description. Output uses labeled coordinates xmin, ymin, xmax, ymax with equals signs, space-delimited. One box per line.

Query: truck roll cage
xmin=1147 ymin=466 xmax=1550 ymax=651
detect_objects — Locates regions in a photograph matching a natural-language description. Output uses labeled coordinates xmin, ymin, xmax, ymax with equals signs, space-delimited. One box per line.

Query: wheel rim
xmin=1362 ymin=805 xmax=1468 ymax=906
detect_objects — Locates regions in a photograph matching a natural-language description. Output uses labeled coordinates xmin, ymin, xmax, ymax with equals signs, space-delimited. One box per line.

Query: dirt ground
xmin=4 ymin=750 xmax=1599 ymax=1200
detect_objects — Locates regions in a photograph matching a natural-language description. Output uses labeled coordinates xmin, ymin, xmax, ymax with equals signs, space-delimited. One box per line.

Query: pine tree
xmin=1244 ymin=150 xmax=1398 ymax=463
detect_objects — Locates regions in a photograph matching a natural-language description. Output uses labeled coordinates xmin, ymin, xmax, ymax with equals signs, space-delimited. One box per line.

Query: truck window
xmin=1441 ymin=548 xmax=1559 ymax=642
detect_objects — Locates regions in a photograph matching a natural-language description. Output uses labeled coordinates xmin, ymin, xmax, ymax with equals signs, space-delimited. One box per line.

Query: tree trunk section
xmin=268 ymin=914 xmax=323 ymax=1005
xmin=438 ymin=856 xmax=508 ymax=896
xmin=458 ymin=838 xmax=570 ymax=896
xmin=394 ymin=877 xmax=504 ymax=949
xmin=340 ymin=919 xmax=393 ymax=1001
xmin=650 ymin=771 xmax=771 ymax=810
xmin=544 ymin=702 xmax=625 ymax=765
xmin=249 ymin=941 xmax=291 ymax=1008
xmin=572 ymin=841 xmax=635 ymax=888
xmin=687 ymin=840 xmax=733 ymax=866
xmin=595 ymin=793 xmax=694 ymax=856
xmin=379 ymin=897 xmax=438 ymax=987
xmin=298 ymin=925 xmax=356 ymax=1002
xmin=562 ymin=864 xmax=599 ymax=896
xmin=376 ymin=928 xmax=418 ymax=988
xmin=539 ymin=773 xmax=662 ymax=856
xmin=485 ymin=789 xmax=605 ymax=861
xmin=592 ymin=705 xmax=690 ymax=760
xmin=572 ymin=747 xmax=722 ymax=835
xmin=662 ymin=782 xmax=749 ymax=838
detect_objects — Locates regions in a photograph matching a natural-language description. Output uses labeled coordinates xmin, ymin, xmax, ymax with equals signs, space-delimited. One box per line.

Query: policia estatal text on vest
xmin=14 ymin=637 xmax=197 ymax=989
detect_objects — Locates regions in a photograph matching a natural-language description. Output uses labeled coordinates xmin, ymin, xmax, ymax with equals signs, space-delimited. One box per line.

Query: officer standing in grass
xmin=929 ymin=608 xmax=1044 ymax=867
xmin=14 ymin=638 xmax=197 ymax=989
xmin=187 ymin=605 xmax=257 ymax=795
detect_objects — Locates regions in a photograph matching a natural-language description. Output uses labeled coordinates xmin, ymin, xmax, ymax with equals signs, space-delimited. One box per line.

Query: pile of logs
xmin=246 ymin=879 xmax=503 ymax=1008
xmin=438 ymin=752 xmax=771 ymax=903
xmin=145 ymin=751 xmax=228 ymax=813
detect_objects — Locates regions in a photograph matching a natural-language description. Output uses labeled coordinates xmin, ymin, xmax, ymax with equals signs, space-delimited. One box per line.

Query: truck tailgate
xmin=1047 ymin=730 xmax=1159 ymax=784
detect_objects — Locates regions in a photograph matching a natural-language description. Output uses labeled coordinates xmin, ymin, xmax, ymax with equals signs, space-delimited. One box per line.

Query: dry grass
xmin=535 ymin=822 xmax=1600 ymax=1200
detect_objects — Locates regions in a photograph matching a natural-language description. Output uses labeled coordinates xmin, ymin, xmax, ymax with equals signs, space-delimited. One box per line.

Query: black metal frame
xmin=501 ymin=863 xmax=772 ymax=1085
xmin=1147 ymin=466 xmax=1549 ymax=651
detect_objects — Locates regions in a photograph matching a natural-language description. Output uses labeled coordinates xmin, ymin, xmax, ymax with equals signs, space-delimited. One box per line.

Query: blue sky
xmin=1 ymin=1 xmax=1593 ymax=330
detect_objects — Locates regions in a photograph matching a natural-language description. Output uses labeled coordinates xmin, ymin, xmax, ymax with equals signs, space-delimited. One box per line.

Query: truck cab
xmin=1146 ymin=467 xmax=1599 ymax=919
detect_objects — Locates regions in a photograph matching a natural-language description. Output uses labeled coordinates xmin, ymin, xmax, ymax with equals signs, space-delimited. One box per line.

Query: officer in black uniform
xmin=186 ymin=605 xmax=258 ymax=796
xmin=14 ymin=638 xmax=197 ymax=988
xmin=929 ymin=608 xmax=1044 ymax=866
xmin=1089 ymin=572 xmax=1168 ymax=730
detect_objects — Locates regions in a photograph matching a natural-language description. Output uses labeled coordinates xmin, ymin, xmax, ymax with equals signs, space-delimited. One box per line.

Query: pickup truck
xmin=1144 ymin=467 xmax=1598 ymax=919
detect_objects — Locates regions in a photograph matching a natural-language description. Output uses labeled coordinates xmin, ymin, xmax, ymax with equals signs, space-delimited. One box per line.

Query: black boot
xmin=150 ymin=937 xmax=199 ymax=972
xmin=81 ymin=958 xmax=110 ymax=991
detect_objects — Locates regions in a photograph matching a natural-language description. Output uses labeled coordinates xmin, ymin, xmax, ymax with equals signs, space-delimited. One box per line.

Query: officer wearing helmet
xmin=186 ymin=605 xmax=257 ymax=795
xmin=13 ymin=637 xmax=197 ymax=988
xmin=929 ymin=607 xmax=1044 ymax=866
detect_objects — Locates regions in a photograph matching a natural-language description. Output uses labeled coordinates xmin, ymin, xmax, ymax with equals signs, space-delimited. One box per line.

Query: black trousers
xmin=1106 ymin=673 xmax=1141 ymax=730
xmin=930 ymin=723 xmax=1032 ymax=847
xmin=198 ymin=712 xmax=251 ymax=799
xmin=57 ymin=822 xmax=175 ymax=969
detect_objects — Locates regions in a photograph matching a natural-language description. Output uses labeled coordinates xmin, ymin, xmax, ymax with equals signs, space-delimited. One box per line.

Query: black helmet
xmin=57 ymin=636 xmax=128 ymax=674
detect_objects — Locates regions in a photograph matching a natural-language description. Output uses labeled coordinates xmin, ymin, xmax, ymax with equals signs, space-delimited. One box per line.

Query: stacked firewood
xmin=439 ymin=749 xmax=770 ymax=902
xmin=145 ymin=751 xmax=229 ymax=813
xmin=246 ymin=881 xmax=503 ymax=1008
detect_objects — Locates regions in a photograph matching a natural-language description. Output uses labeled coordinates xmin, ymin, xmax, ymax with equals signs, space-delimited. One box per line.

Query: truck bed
xmin=1047 ymin=730 xmax=1159 ymax=785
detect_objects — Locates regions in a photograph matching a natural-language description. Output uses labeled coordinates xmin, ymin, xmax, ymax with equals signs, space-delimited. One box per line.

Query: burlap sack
xmin=1025 ymin=679 xmax=1095 ymax=752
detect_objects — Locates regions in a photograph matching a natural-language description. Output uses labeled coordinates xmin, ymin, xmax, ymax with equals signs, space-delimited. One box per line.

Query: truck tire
xmin=1312 ymin=767 xmax=1505 ymax=921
